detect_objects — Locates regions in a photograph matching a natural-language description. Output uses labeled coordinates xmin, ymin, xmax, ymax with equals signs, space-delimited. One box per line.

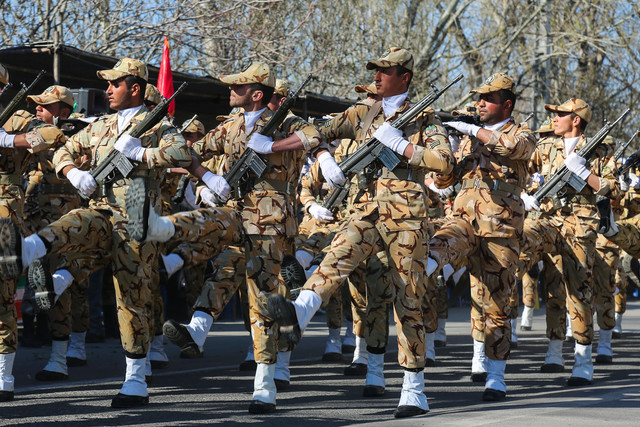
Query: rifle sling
xmin=461 ymin=178 xmax=523 ymax=197
xmin=360 ymin=101 xmax=383 ymax=145
xmin=252 ymin=178 xmax=296 ymax=197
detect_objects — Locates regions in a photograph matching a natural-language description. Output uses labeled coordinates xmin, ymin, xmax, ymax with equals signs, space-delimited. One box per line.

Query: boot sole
xmin=0 ymin=218 xmax=22 ymax=279
xmin=162 ymin=320 xmax=197 ymax=352
xmin=266 ymin=294 xmax=301 ymax=346
xmin=125 ymin=178 xmax=150 ymax=242
xmin=27 ymin=258 xmax=55 ymax=311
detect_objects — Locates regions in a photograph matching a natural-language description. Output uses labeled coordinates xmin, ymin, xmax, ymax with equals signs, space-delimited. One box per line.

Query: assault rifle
xmin=436 ymin=108 xmax=480 ymax=137
xmin=0 ymin=82 xmax=13 ymax=103
xmin=0 ymin=70 xmax=45 ymax=126
xmin=534 ymin=108 xmax=630 ymax=204
xmin=85 ymin=82 xmax=187 ymax=198
xmin=612 ymin=131 xmax=640 ymax=176
xmin=222 ymin=74 xmax=313 ymax=201
xmin=322 ymin=74 xmax=463 ymax=211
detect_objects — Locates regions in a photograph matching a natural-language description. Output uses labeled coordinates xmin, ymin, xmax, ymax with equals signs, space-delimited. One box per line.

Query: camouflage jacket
xmin=319 ymin=99 xmax=453 ymax=232
xmin=530 ymin=134 xmax=619 ymax=219
xmin=197 ymin=108 xmax=322 ymax=236
xmin=54 ymin=105 xmax=191 ymax=223
xmin=437 ymin=119 xmax=536 ymax=238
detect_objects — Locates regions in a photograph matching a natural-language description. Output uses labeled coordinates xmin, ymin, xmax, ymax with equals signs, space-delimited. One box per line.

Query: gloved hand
xmin=308 ymin=203 xmax=334 ymax=221
xmin=428 ymin=182 xmax=454 ymax=198
xmin=630 ymin=173 xmax=640 ymax=189
xmin=200 ymin=188 xmax=221 ymax=207
xmin=444 ymin=121 xmax=481 ymax=137
xmin=530 ymin=172 xmax=544 ymax=186
xmin=317 ymin=151 xmax=346 ymax=188
xmin=564 ymin=152 xmax=591 ymax=180
xmin=247 ymin=133 xmax=274 ymax=154
xmin=114 ymin=134 xmax=145 ymax=161
xmin=373 ymin=122 xmax=410 ymax=155
xmin=619 ymin=175 xmax=630 ymax=192
xmin=0 ymin=128 xmax=16 ymax=148
xmin=295 ymin=250 xmax=314 ymax=270
xmin=67 ymin=168 xmax=97 ymax=196
xmin=521 ymin=193 xmax=540 ymax=211
xmin=202 ymin=171 xmax=231 ymax=202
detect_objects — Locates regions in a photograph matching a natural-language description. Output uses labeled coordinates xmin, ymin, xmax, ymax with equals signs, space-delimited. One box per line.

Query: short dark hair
xmin=393 ymin=65 xmax=413 ymax=86
xmin=249 ymin=83 xmax=275 ymax=107
xmin=570 ymin=112 xmax=588 ymax=132
xmin=123 ymin=75 xmax=147 ymax=100
xmin=60 ymin=102 xmax=73 ymax=118
xmin=496 ymin=89 xmax=516 ymax=114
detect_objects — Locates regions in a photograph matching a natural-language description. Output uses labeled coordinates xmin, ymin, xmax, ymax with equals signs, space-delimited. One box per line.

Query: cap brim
xmin=366 ymin=60 xmax=397 ymax=70
xmin=544 ymin=104 xmax=572 ymax=114
xmin=218 ymin=72 xmax=248 ymax=85
xmin=26 ymin=94 xmax=58 ymax=105
xmin=97 ymin=69 xmax=129 ymax=81
xmin=470 ymin=85 xmax=494 ymax=94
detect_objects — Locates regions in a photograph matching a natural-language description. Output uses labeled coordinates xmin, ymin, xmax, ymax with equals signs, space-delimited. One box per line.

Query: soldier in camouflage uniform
xmin=518 ymin=98 xmax=619 ymax=386
xmin=0 ymin=65 xmax=67 ymax=401
xmin=268 ymin=48 xmax=454 ymax=418
xmin=0 ymin=58 xmax=199 ymax=408
xmin=428 ymin=74 xmax=536 ymax=401
xmin=143 ymin=64 xmax=328 ymax=414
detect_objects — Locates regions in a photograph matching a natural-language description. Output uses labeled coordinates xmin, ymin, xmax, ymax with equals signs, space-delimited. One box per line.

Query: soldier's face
xmin=229 ymin=84 xmax=255 ymax=109
xmin=374 ymin=67 xmax=408 ymax=98
xmin=552 ymin=112 xmax=578 ymax=136
xmin=477 ymin=93 xmax=509 ymax=125
xmin=35 ymin=102 xmax=63 ymax=124
xmin=106 ymin=78 xmax=136 ymax=111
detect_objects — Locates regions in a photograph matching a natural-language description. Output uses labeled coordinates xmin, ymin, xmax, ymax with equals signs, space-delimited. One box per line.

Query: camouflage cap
xmin=354 ymin=83 xmax=377 ymax=95
xmin=534 ymin=116 xmax=554 ymax=133
xmin=545 ymin=98 xmax=592 ymax=123
xmin=0 ymin=63 xmax=8 ymax=86
xmin=144 ymin=84 xmax=164 ymax=105
xmin=97 ymin=57 xmax=148 ymax=82
xmin=218 ymin=62 xmax=276 ymax=88
xmin=27 ymin=85 xmax=75 ymax=108
xmin=182 ymin=119 xmax=206 ymax=135
xmin=274 ymin=79 xmax=289 ymax=97
xmin=470 ymin=73 xmax=516 ymax=94
xmin=366 ymin=47 xmax=414 ymax=72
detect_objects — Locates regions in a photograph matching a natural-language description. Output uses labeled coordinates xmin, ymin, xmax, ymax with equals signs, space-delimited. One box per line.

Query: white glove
xmin=200 ymin=188 xmax=220 ymax=207
xmin=521 ymin=193 xmax=540 ymax=211
xmin=308 ymin=203 xmax=334 ymax=221
xmin=247 ymin=133 xmax=274 ymax=154
xmin=564 ymin=152 xmax=591 ymax=180
xmin=630 ymin=173 xmax=640 ymax=189
xmin=0 ymin=128 xmax=16 ymax=148
xmin=444 ymin=121 xmax=481 ymax=137
xmin=114 ymin=134 xmax=145 ymax=162
xmin=317 ymin=151 xmax=346 ymax=188
xmin=428 ymin=182 xmax=454 ymax=198
xmin=67 ymin=168 xmax=97 ymax=196
xmin=202 ymin=171 xmax=231 ymax=202
xmin=373 ymin=122 xmax=410 ymax=155
xmin=530 ymin=171 xmax=544 ymax=186
xmin=619 ymin=175 xmax=630 ymax=192
xmin=448 ymin=134 xmax=460 ymax=152
xmin=296 ymin=250 xmax=314 ymax=270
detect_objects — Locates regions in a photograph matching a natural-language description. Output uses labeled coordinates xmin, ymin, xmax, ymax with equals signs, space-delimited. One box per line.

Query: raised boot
xmin=267 ymin=290 xmax=321 ymax=346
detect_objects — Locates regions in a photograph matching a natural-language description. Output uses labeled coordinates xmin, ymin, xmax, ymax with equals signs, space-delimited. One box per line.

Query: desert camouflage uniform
xmin=31 ymin=106 xmax=191 ymax=357
xmin=0 ymin=111 xmax=65 ymax=354
xmin=195 ymin=108 xmax=322 ymax=363
xmin=304 ymin=99 xmax=453 ymax=370
xmin=518 ymin=135 xmax=618 ymax=344
xmin=430 ymin=119 xmax=536 ymax=360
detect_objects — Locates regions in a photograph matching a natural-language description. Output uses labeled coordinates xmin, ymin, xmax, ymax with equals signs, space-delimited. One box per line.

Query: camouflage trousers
xmin=304 ymin=211 xmax=429 ymax=370
xmin=521 ymin=270 xmax=538 ymax=308
xmin=616 ymin=251 xmax=632 ymax=314
xmin=518 ymin=215 xmax=596 ymax=345
xmin=429 ymin=218 xmax=519 ymax=361
xmin=0 ymin=184 xmax=24 ymax=354
xmin=37 ymin=208 xmax=155 ymax=356
xmin=607 ymin=215 xmax=640 ymax=258
xmin=594 ymin=234 xmax=619 ymax=331
xmin=427 ymin=217 xmax=449 ymax=322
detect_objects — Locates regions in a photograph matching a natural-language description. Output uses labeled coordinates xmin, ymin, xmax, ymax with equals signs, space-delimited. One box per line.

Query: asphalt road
xmin=2 ymin=301 xmax=640 ymax=426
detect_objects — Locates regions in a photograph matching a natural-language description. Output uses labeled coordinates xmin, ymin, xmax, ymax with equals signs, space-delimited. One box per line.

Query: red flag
xmin=157 ymin=37 xmax=175 ymax=116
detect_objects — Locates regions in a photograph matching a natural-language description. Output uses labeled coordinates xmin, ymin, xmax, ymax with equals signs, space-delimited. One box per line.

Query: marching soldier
xmin=0 ymin=58 xmax=195 ymax=407
xmin=520 ymin=98 xmax=619 ymax=385
xmin=267 ymin=47 xmax=454 ymax=418
xmin=428 ymin=73 xmax=536 ymax=401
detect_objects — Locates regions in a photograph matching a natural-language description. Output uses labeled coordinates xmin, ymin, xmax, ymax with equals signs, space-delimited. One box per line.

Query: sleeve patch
xmin=425 ymin=125 xmax=438 ymax=137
